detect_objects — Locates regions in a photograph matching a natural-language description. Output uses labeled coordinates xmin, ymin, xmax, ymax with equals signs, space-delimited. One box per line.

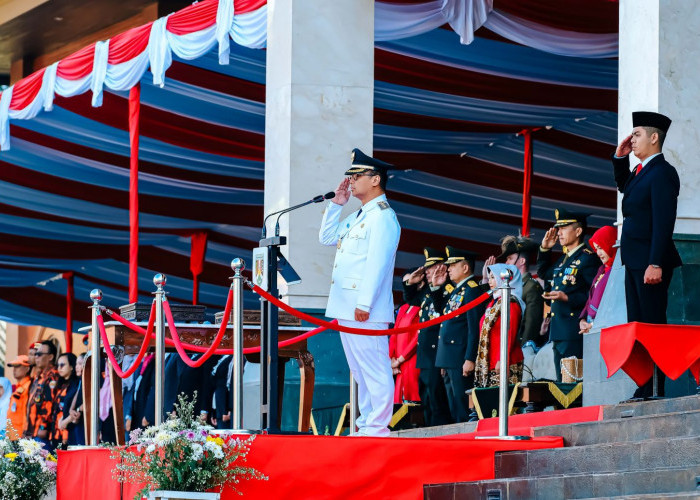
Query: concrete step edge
xmin=452 ymin=464 xmax=700 ymax=487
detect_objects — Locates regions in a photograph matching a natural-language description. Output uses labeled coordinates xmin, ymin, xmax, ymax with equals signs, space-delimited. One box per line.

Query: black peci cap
xmin=632 ymin=111 xmax=672 ymax=133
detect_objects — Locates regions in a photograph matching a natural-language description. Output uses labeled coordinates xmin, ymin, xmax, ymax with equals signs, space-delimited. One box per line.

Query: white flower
xmin=146 ymin=444 xmax=155 ymax=453
xmin=190 ymin=443 xmax=204 ymax=461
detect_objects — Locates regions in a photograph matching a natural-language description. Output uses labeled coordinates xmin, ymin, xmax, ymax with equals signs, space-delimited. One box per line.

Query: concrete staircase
xmin=423 ymin=396 xmax=700 ymax=499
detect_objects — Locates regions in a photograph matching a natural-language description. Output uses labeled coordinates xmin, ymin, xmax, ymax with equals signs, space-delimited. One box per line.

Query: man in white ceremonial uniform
xmin=319 ymin=148 xmax=401 ymax=437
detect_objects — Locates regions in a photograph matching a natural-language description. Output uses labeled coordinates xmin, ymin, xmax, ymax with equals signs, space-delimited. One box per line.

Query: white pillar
xmin=264 ymin=0 xmax=375 ymax=309
xmin=618 ymin=0 xmax=700 ymax=234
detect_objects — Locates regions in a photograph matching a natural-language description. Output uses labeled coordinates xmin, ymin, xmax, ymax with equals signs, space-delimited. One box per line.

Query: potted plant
xmin=0 ymin=435 xmax=57 ymax=500
xmin=113 ymin=394 xmax=266 ymax=500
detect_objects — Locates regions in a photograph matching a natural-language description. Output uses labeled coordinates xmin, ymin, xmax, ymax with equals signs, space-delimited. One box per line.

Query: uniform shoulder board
xmin=377 ymin=201 xmax=390 ymax=210
xmin=583 ymin=248 xmax=594 ymax=255
xmin=445 ymin=284 xmax=455 ymax=294
xmin=468 ymin=280 xmax=478 ymax=288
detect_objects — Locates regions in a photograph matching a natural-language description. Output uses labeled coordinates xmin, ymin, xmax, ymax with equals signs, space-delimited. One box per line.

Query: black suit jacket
xmin=434 ymin=278 xmax=488 ymax=369
xmin=403 ymin=281 xmax=446 ymax=370
xmin=613 ymin=153 xmax=682 ymax=270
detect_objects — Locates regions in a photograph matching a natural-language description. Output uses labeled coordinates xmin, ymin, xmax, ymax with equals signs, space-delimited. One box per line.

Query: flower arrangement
xmin=113 ymin=394 xmax=266 ymax=499
xmin=0 ymin=436 xmax=57 ymax=500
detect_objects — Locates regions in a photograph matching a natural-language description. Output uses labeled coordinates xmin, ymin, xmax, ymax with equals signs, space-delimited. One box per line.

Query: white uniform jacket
xmin=319 ymin=194 xmax=401 ymax=323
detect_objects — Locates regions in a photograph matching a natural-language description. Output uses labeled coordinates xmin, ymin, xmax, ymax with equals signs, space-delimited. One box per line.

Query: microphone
xmin=261 ymin=192 xmax=335 ymax=238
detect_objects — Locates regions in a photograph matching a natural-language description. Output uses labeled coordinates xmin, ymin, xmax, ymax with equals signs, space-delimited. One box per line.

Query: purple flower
xmin=186 ymin=431 xmax=196 ymax=440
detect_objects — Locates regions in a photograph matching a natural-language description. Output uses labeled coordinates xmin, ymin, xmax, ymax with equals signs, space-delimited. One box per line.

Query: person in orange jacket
xmin=6 ymin=354 xmax=32 ymax=439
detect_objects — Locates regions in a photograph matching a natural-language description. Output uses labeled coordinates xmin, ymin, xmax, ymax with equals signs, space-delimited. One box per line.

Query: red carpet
xmin=58 ymin=407 xmax=603 ymax=500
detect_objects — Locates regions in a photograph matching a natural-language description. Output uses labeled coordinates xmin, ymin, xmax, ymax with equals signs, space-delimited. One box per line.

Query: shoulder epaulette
xmin=468 ymin=280 xmax=478 ymax=288
xmin=377 ymin=201 xmax=390 ymax=210
xmin=445 ymin=284 xmax=454 ymax=294
xmin=583 ymin=248 xmax=594 ymax=255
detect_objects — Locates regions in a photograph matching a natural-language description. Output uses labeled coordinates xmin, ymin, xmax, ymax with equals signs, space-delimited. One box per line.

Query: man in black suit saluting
xmin=613 ymin=111 xmax=682 ymax=397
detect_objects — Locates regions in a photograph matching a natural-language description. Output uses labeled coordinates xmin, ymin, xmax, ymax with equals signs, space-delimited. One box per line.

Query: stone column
xmin=264 ymin=0 xmax=374 ymax=309
xmin=585 ymin=1 xmax=700 ymax=404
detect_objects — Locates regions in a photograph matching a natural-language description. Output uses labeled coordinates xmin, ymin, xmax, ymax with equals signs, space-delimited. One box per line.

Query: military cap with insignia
xmin=444 ymin=246 xmax=477 ymax=267
xmin=553 ymin=208 xmax=590 ymax=229
xmin=497 ymin=235 xmax=539 ymax=262
xmin=633 ymin=111 xmax=672 ymax=133
xmin=423 ymin=247 xmax=446 ymax=268
xmin=344 ymin=148 xmax=393 ymax=175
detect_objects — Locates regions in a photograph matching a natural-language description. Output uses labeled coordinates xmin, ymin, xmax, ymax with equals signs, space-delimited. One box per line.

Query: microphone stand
xmin=257 ymin=192 xmax=332 ymax=433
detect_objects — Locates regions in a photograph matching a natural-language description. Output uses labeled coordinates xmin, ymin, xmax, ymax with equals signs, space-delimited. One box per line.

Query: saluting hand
xmin=331 ymin=178 xmax=351 ymax=206
xmin=432 ymin=264 xmax=448 ymax=287
xmin=482 ymin=256 xmax=496 ymax=283
xmin=541 ymin=227 xmax=558 ymax=250
xmin=406 ymin=266 xmax=425 ymax=285
xmin=616 ymin=134 xmax=633 ymax=157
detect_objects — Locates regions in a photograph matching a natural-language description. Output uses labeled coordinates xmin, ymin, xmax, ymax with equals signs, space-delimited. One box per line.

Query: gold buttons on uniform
xmin=570 ymin=313 xmax=574 ymax=316
xmin=555 ymin=286 xmax=559 ymax=290
xmin=450 ymin=340 xmax=454 ymax=344
xmin=352 ymin=284 xmax=356 ymax=288
xmin=431 ymin=345 xmax=436 ymax=348
xmin=361 ymin=223 xmax=365 ymax=228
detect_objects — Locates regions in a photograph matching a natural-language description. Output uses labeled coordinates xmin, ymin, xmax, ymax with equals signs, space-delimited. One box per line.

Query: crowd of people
xmin=0 ymin=341 xmax=239 ymax=448
xmin=321 ymin=110 xmax=679 ymax=435
xmin=395 ymin=214 xmax=617 ymax=426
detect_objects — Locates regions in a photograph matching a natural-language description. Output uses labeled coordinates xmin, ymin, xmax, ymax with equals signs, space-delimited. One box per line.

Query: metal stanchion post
xmin=498 ymin=270 xmax=512 ymax=437
xmin=477 ymin=269 xmax=529 ymax=441
xmin=231 ymin=258 xmax=245 ymax=431
xmin=349 ymin=374 xmax=359 ymax=435
xmin=153 ymin=273 xmax=166 ymax=426
xmin=89 ymin=289 xmax=102 ymax=446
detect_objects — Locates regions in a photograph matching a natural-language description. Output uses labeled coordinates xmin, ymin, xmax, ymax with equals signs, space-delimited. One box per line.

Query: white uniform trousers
xmin=338 ymin=319 xmax=394 ymax=437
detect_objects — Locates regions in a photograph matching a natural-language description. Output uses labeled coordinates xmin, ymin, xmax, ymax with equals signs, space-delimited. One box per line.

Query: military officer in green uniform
xmin=403 ymin=247 xmax=452 ymax=426
xmin=537 ymin=209 xmax=599 ymax=381
xmin=433 ymin=247 xmax=489 ymax=422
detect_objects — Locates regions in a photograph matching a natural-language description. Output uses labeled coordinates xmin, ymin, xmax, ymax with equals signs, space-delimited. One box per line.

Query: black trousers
xmin=624 ymin=266 xmax=673 ymax=324
xmin=442 ymin=368 xmax=473 ymax=423
xmin=418 ymin=367 xmax=452 ymax=426
xmin=625 ymin=267 xmax=674 ymax=397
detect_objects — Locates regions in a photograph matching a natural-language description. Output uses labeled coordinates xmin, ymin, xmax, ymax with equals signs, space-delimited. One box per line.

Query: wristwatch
xmin=651 ymin=265 xmax=661 ymax=268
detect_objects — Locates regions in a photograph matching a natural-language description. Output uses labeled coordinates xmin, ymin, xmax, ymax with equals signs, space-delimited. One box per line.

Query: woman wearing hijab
xmin=0 ymin=377 xmax=13 ymax=438
xmin=474 ymin=264 xmax=526 ymax=388
xmin=52 ymin=353 xmax=80 ymax=448
xmin=579 ymin=226 xmax=618 ymax=334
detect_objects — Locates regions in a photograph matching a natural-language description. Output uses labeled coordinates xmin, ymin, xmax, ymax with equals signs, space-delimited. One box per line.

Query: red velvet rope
xmin=249 ymin=284 xmax=492 ymax=335
xmin=100 ymin=296 xmax=335 ymax=357
xmin=97 ymin=301 xmax=156 ymax=379
xmin=163 ymin=288 xmax=234 ymax=368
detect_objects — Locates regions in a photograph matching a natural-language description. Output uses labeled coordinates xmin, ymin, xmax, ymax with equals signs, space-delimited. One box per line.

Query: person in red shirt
xmin=474 ymin=264 xmax=525 ymax=388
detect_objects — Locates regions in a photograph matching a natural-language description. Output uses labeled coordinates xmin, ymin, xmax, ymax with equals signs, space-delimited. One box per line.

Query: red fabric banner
xmin=600 ymin=322 xmax=700 ymax=386
xmin=521 ymin=129 xmax=533 ymax=237
xmin=9 ymin=69 xmax=45 ymax=110
xmin=57 ymin=448 xmax=121 ymax=500
xmin=63 ymin=272 xmax=74 ymax=352
xmin=128 ymin=84 xmax=141 ymax=304
xmin=59 ymin=434 xmax=562 ymax=500
xmin=190 ymin=231 xmax=208 ymax=305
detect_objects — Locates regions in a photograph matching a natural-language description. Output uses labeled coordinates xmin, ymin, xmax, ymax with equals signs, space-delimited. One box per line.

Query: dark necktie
xmin=356 ymin=208 xmax=362 ymax=218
